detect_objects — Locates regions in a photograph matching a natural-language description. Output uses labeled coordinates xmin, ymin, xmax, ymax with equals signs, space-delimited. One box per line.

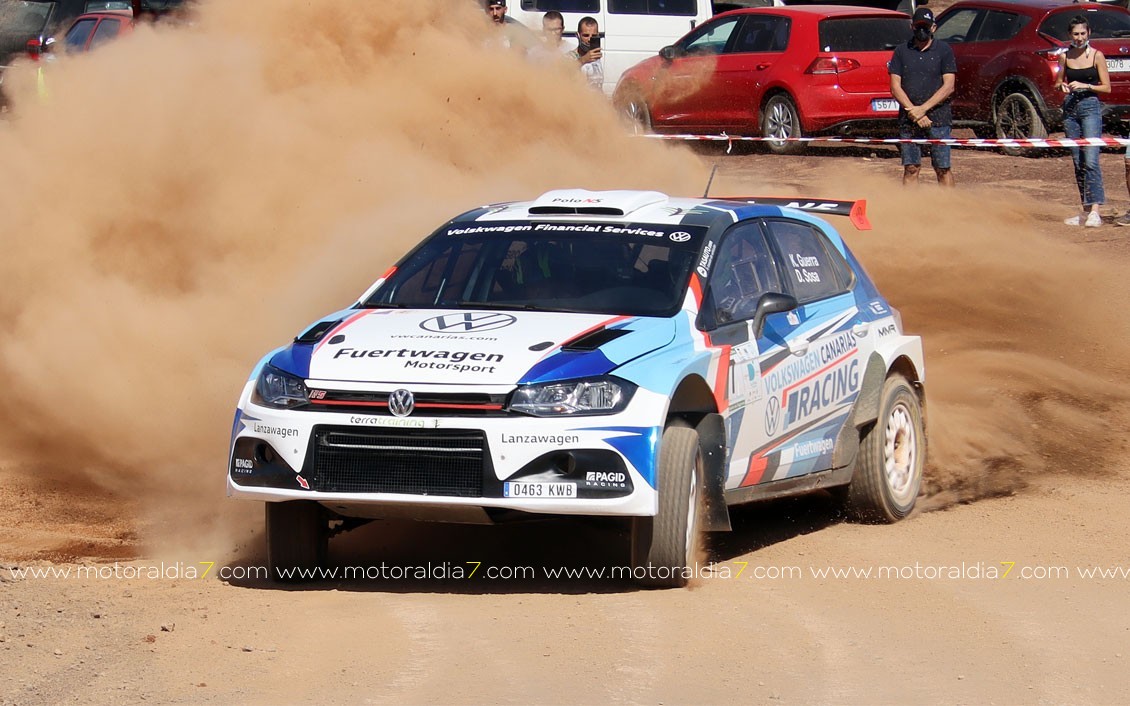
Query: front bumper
xmin=226 ymin=392 xmax=664 ymax=519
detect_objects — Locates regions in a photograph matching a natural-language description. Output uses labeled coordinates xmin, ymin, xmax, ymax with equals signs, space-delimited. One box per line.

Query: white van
xmin=506 ymin=0 xmax=723 ymax=95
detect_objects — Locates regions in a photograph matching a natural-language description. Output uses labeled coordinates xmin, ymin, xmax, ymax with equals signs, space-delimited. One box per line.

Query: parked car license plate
xmin=871 ymin=98 xmax=899 ymax=112
xmin=503 ymin=482 xmax=576 ymax=498
xmin=1107 ymin=57 xmax=1130 ymax=73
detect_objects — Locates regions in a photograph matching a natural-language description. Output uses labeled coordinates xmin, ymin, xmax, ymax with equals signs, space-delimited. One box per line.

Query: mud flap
xmin=695 ymin=413 xmax=731 ymax=531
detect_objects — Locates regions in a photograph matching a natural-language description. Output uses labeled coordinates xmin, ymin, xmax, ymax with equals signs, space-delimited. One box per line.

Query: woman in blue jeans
xmin=1058 ymin=16 xmax=1111 ymax=227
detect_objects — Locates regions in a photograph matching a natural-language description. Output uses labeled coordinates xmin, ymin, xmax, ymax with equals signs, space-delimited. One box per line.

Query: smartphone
xmin=592 ymin=35 xmax=601 ymax=49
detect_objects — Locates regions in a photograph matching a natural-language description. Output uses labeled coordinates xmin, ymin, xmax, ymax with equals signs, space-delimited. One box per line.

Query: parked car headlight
xmin=509 ymin=377 xmax=636 ymax=416
xmin=251 ymin=365 xmax=309 ymax=409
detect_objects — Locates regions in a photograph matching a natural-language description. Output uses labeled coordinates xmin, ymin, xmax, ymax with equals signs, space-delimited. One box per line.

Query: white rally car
xmin=228 ymin=189 xmax=926 ymax=587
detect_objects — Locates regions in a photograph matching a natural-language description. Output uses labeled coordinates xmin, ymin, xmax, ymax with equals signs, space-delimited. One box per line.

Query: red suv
xmin=612 ymin=6 xmax=912 ymax=154
xmin=934 ymin=0 xmax=1130 ymax=149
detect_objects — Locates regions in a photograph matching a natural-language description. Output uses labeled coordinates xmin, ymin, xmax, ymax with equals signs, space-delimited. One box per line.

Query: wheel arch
xmin=851 ymin=352 xmax=924 ymax=431
xmin=992 ymin=76 xmax=1054 ymax=125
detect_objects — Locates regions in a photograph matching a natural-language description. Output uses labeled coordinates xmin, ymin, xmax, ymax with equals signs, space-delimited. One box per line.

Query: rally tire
xmin=762 ymin=94 xmax=804 ymax=155
xmin=994 ymin=91 xmax=1047 ymax=157
xmin=620 ymin=91 xmax=653 ymax=134
xmin=630 ymin=424 xmax=703 ymax=588
xmin=266 ymin=500 xmax=328 ymax=582
xmin=845 ymin=375 xmax=924 ymax=524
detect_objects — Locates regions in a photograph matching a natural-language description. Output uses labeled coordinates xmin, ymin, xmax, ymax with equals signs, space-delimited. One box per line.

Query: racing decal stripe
xmin=742 ymin=452 xmax=771 ymax=486
xmin=309 ymin=400 xmax=503 ymax=411
xmin=688 ymin=276 xmax=704 ymax=309
xmin=313 ymin=309 xmax=373 ymax=355
xmin=781 ymin=348 xmax=857 ymax=406
xmin=532 ymin=315 xmax=631 ymax=366
xmin=713 ymin=346 xmax=730 ymax=413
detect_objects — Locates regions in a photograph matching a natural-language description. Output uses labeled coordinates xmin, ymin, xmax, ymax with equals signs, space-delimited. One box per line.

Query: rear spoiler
xmin=714 ymin=197 xmax=871 ymax=231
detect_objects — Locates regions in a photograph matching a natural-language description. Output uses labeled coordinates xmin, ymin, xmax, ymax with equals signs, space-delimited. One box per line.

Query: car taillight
xmin=806 ymin=56 xmax=861 ymax=74
xmin=26 ymin=38 xmax=42 ymax=60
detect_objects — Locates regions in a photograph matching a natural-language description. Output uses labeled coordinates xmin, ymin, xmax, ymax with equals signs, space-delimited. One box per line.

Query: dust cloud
xmin=817 ymin=168 xmax=1130 ymax=508
xmin=0 ymin=0 xmax=705 ymax=557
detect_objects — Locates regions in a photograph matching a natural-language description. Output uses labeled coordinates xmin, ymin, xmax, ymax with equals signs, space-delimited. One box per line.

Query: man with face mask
xmin=888 ymin=7 xmax=957 ymax=186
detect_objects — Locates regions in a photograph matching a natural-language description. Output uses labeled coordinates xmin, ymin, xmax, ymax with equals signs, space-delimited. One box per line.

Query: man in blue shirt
xmin=889 ymin=7 xmax=957 ymax=186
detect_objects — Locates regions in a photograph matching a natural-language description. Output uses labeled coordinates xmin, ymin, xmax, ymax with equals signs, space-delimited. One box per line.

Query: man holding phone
xmin=569 ymin=16 xmax=604 ymax=91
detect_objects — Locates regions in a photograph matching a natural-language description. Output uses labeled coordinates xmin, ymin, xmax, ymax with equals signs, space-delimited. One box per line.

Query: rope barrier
xmin=640 ymin=132 xmax=1130 ymax=149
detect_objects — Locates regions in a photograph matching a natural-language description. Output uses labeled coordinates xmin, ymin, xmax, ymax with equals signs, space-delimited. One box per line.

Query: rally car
xmin=227 ymin=189 xmax=926 ymax=587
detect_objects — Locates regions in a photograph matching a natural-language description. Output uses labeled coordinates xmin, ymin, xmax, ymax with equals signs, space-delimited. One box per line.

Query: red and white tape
xmin=641 ymin=133 xmax=1130 ymax=149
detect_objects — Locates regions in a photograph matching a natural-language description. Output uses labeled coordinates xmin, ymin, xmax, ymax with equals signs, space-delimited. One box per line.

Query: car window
xmin=732 ymin=15 xmax=790 ymax=53
xmin=610 ymin=0 xmax=696 ymax=15
xmin=706 ymin=222 xmax=782 ymax=325
xmin=84 ymin=1 xmax=129 ymax=9
xmin=764 ymin=220 xmax=849 ymax=303
xmin=64 ymin=17 xmax=96 ymax=49
xmin=525 ymin=0 xmax=600 ymax=12
xmin=818 ymin=17 xmax=910 ymax=52
xmin=976 ymin=10 xmax=1029 ymax=42
xmin=680 ymin=16 xmax=741 ymax=55
xmin=1039 ymin=9 xmax=1130 ymax=41
xmin=89 ymin=17 xmax=120 ymax=48
xmin=0 ymin=0 xmax=54 ymax=35
xmin=935 ymin=8 xmax=981 ymax=44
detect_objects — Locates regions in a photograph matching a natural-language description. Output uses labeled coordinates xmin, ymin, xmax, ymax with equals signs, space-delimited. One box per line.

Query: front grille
xmin=310 ymin=426 xmax=484 ymax=496
xmin=303 ymin=390 xmax=509 ymax=416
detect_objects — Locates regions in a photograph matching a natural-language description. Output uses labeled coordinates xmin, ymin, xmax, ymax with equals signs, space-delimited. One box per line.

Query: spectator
xmin=541 ymin=11 xmax=575 ymax=55
xmin=569 ymin=16 xmax=604 ymax=91
xmin=888 ymin=7 xmax=957 ymax=187
xmin=1057 ymin=15 xmax=1110 ymax=227
xmin=484 ymin=0 xmax=537 ymax=54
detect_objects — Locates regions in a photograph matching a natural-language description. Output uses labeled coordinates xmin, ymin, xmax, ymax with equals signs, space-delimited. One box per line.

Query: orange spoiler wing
xmin=713 ymin=197 xmax=871 ymax=231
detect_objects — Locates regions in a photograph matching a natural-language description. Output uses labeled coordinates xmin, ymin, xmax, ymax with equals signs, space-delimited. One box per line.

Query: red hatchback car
xmin=612 ymin=5 xmax=912 ymax=154
xmin=934 ymin=0 xmax=1130 ymax=146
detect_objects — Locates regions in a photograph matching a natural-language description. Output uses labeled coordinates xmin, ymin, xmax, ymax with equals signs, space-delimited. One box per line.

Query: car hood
xmin=292 ymin=309 xmax=676 ymax=386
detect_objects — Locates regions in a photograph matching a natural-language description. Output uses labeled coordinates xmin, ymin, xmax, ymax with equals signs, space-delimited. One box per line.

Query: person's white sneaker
xmin=1064 ymin=213 xmax=1083 ymax=226
xmin=1085 ymin=211 xmax=1103 ymax=227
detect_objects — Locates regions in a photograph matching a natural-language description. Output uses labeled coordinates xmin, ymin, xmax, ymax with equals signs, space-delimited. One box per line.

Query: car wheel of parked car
xmin=761 ymin=94 xmax=804 ymax=155
xmin=994 ymin=91 xmax=1047 ymax=157
xmin=845 ymin=375 xmax=924 ymax=524
xmin=630 ymin=423 xmax=702 ymax=588
xmin=266 ymin=500 xmax=328 ymax=581
xmin=619 ymin=92 xmax=653 ymax=135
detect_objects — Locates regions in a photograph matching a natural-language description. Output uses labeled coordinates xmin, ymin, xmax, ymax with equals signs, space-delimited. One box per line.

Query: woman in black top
xmin=1057 ymin=16 xmax=1111 ymax=227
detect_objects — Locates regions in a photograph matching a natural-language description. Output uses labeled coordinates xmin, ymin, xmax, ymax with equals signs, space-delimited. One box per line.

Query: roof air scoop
xmin=528 ymin=189 xmax=668 ymax=217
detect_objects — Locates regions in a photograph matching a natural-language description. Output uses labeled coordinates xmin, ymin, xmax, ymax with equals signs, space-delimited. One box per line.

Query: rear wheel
xmin=761 ymin=94 xmax=804 ymax=155
xmin=630 ymin=424 xmax=703 ymax=588
xmin=619 ymin=92 xmax=653 ymax=134
xmin=845 ymin=375 xmax=925 ymax=523
xmin=266 ymin=500 xmax=328 ymax=582
xmin=994 ymin=91 xmax=1047 ymax=157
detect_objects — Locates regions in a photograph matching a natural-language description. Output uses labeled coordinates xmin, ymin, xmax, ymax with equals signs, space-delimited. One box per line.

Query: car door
xmin=751 ymin=218 xmax=871 ymax=485
xmin=647 ymin=14 xmax=743 ymax=130
xmin=935 ymin=7 xmax=988 ymax=119
xmin=709 ymin=13 xmax=792 ymax=131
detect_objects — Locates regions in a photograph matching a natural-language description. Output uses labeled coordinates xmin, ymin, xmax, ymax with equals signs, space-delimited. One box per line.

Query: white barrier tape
xmin=641 ymin=133 xmax=1130 ymax=148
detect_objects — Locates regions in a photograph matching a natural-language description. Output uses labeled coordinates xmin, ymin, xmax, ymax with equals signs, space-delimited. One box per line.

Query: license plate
xmin=503 ymin=482 xmax=576 ymax=498
xmin=871 ymin=98 xmax=899 ymax=112
xmin=1108 ymin=57 xmax=1130 ymax=73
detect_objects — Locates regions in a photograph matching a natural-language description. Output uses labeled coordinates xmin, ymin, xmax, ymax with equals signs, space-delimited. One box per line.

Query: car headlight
xmin=251 ymin=365 xmax=309 ymax=409
xmin=509 ymin=377 xmax=636 ymax=416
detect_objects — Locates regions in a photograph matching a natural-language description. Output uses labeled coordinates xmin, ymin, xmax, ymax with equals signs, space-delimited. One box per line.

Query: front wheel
xmin=618 ymin=91 xmax=653 ymax=134
xmin=994 ymin=91 xmax=1047 ymax=157
xmin=761 ymin=94 xmax=804 ymax=155
xmin=266 ymin=500 xmax=328 ymax=582
xmin=630 ymin=424 xmax=703 ymax=588
xmin=844 ymin=375 xmax=925 ymax=523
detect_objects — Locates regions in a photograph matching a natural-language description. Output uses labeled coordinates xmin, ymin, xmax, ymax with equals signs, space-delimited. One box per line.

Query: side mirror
xmin=753 ymin=292 xmax=798 ymax=338
xmin=659 ymin=45 xmax=678 ymax=62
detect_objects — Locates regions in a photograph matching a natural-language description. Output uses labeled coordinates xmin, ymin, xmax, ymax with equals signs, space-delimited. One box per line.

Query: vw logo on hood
xmin=388 ymin=389 xmax=415 ymax=417
xmin=420 ymin=312 xmax=517 ymax=333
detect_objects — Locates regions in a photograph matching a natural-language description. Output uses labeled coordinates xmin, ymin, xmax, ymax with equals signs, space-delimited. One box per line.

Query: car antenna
xmin=703 ymin=164 xmax=719 ymax=198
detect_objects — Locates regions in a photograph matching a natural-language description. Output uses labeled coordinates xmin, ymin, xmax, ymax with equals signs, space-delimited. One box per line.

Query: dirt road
xmin=5 ymin=0 xmax=1130 ymax=702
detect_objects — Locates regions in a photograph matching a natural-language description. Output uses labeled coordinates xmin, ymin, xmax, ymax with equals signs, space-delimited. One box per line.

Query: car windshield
xmin=363 ymin=221 xmax=705 ymax=317
xmin=818 ymin=17 xmax=912 ymax=51
xmin=1039 ymin=9 xmax=1130 ymax=41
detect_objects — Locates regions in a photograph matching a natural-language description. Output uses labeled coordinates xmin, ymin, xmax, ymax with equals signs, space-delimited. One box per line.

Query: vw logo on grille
xmin=669 ymin=231 xmax=692 ymax=243
xmin=388 ymin=389 xmax=415 ymax=417
xmin=420 ymin=312 xmax=517 ymax=333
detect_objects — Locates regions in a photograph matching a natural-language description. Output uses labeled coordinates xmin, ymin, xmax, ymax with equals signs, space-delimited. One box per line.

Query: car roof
xmin=716 ymin=4 xmax=911 ymax=18
xmin=942 ymin=0 xmax=1119 ymax=11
